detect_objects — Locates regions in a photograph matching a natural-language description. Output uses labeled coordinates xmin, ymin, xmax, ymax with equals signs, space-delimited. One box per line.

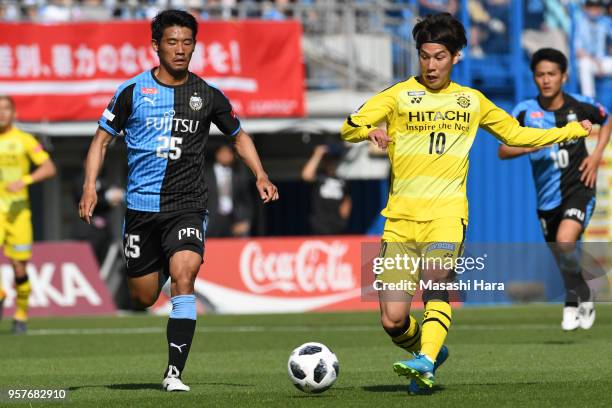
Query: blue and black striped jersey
xmin=99 ymin=69 xmax=241 ymax=213
xmin=512 ymin=93 xmax=608 ymax=211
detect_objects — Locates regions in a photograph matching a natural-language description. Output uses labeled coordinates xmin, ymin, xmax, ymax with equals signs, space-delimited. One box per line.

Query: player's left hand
xmin=256 ymin=176 xmax=279 ymax=203
xmin=579 ymin=153 xmax=602 ymax=189
xmin=580 ymin=120 xmax=593 ymax=136
xmin=5 ymin=180 xmax=25 ymax=193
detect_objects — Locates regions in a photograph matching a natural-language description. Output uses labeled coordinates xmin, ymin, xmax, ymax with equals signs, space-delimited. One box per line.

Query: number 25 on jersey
xmin=156 ymin=136 xmax=183 ymax=160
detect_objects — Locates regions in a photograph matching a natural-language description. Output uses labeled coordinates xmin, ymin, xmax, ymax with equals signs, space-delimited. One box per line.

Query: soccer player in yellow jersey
xmin=0 ymin=95 xmax=56 ymax=334
xmin=341 ymin=13 xmax=592 ymax=394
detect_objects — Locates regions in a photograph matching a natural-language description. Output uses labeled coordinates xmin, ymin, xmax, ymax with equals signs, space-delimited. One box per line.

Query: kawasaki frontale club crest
xmin=190 ymin=93 xmax=203 ymax=111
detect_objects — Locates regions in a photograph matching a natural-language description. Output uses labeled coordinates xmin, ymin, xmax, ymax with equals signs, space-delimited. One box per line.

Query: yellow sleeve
xmin=22 ymin=133 xmax=50 ymax=166
xmin=477 ymin=91 xmax=588 ymax=146
xmin=340 ymin=86 xmax=397 ymax=143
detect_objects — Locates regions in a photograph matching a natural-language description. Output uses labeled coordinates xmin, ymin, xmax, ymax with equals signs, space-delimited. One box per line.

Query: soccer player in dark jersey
xmin=78 ymin=10 xmax=278 ymax=392
xmin=499 ymin=48 xmax=610 ymax=331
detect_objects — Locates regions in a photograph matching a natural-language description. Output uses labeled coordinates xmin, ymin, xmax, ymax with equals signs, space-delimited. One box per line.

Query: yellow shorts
xmin=0 ymin=205 xmax=33 ymax=261
xmin=376 ymin=217 xmax=466 ymax=295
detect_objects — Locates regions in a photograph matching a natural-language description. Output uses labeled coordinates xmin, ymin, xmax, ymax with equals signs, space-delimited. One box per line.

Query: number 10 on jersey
xmin=429 ymin=132 xmax=446 ymax=154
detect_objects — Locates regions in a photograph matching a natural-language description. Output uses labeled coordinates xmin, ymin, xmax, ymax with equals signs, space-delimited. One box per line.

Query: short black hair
xmin=151 ymin=9 xmax=198 ymax=44
xmin=530 ymin=48 xmax=568 ymax=73
xmin=0 ymin=95 xmax=15 ymax=109
xmin=412 ymin=13 xmax=467 ymax=55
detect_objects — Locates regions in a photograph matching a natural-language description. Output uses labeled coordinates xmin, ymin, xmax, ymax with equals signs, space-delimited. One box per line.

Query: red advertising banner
xmin=0 ymin=21 xmax=304 ymax=121
xmin=0 ymin=242 xmax=116 ymax=316
xmin=151 ymin=236 xmax=380 ymax=315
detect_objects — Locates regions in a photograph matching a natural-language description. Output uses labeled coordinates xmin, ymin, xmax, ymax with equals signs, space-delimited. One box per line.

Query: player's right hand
xmin=368 ymin=128 xmax=390 ymax=149
xmin=79 ymin=187 xmax=98 ymax=224
xmin=313 ymin=145 xmax=329 ymax=157
xmin=256 ymin=176 xmax=279 ymax=204
xmin=580 ymin=119 xmax=593 ymax=136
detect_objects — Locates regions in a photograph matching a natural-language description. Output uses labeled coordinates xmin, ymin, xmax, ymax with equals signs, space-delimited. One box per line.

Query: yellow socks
xmin=14 ymin=277 xmax=31 ymax=322
xmin=420 ymin=300 xmax=452 ymax=361
xmin=391 ymin=315 xmax=421 ymax=353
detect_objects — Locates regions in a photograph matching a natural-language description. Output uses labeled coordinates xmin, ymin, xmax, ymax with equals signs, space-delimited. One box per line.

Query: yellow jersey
xmin=0 ymin=126 xmax=50 ymax=213
xmin=341 ymin=77 xmax=588 ymax=221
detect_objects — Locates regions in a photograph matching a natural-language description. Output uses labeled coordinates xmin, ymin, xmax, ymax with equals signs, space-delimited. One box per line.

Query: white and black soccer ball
xmin=287 ymin=342 xmax=339 ymax=394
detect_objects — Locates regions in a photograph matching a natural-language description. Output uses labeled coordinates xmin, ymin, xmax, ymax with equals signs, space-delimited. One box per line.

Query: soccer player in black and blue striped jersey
xmin=79 ymin=10 xmax=278 ymax=392
xmin=499 ymin=48 xmax=610 ymax=331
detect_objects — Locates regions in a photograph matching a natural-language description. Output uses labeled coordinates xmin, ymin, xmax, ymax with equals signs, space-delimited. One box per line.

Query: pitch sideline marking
xmin=21 ymin=323 xmax=610 ymax=336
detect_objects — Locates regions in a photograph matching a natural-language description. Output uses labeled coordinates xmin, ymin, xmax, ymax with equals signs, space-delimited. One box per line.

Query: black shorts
xmin=122 ymin=208 xmax=208 ymax=278
xmin=537 ymin=194 xmax=595 ymax=242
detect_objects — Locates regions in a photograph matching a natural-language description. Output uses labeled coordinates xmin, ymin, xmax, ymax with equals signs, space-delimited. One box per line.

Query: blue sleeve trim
xmin=230 ymin=125 xmax=241 ymax=137
xmin=570 ymin=92 xmax=596 ymax=106
xmin=98 ymin=120 xmax=118 ymax=137
xmin=511 ymin=100 xmax=529 ymax=118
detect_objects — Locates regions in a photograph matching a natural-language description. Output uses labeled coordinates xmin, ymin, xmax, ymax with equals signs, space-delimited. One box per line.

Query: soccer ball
xmin=287 ymin=342 xmax=339 ymax=394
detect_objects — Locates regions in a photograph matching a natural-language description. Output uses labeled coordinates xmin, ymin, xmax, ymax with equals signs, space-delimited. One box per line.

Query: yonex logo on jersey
xmin=411 ymin=97 xmax=422 ymax=104
xmin=178 ymin=227 xmax=203 ymax=241
xmin=145 ymin=110 xmax=200 ymax=133
xmin=564 ymin=208 xmax=585 ymax=221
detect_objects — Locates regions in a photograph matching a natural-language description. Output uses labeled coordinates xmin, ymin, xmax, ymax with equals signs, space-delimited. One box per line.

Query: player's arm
xmin=498 ymin=145 xmax=539 ymax=160
xmin=80 ymin=84 xmax=132 ymax=223
xmin=79 ymin=128 xmax=114 ymax=224
xmin=497 ymin=108 xmax=539 ymax=160
xmin=339 ymin=195 xmax=352 ymax=220
xmin=478 ymin=92 xmax=592 ymax=146
xmin=210 ymin=87 xmax=278 ymax=203
xmin=340 ymin=86 xmax=396 ymax=149
xmin=5 ymin=159 xmax=55 ymax=193
xmin=7 ymin=136 xmax=56 ymax=193
xmin=234 ymin=130 xmax=278 ymax=203
xmin=301 ymin=145 xmax=328 ymax=182
xmin=579 ymin=100 xmax=611 ymax=188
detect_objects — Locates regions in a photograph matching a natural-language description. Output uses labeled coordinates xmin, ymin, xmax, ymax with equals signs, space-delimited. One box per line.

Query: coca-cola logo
xmin=239 ymin=240 xmax=355 ymax=294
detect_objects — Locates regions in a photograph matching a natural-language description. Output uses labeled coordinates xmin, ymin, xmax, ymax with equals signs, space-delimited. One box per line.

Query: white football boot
xmin=578 ymin=301 xmax=596 ymax=330
xmin=162 ymin=365 xmax=190 ymax=392
xmin=561 ymin=306 xmax=579 ymax=331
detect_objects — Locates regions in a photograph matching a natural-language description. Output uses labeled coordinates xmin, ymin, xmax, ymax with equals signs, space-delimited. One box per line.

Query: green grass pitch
xmin=1 ymin=304 xmax=611 ymax=407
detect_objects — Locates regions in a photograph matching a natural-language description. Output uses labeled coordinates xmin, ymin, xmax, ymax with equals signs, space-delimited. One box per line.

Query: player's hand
xmin=313 ymin=145 xmax=329 ymax=157
xmin=580 ymin=120 xmax=593 ymax=136
xmin=5 ymin=180 xmax=26 ymax=193
xmin=256 ymin=176 xmax=279 ymax=204
xmin=79 ymin=186 xmax=98 ymax=224
xmin=368 ymin=128 xmax=390 ymax=149
xmin=579 ymin=153 xmax=602 ymax=189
